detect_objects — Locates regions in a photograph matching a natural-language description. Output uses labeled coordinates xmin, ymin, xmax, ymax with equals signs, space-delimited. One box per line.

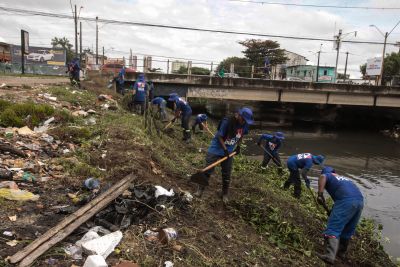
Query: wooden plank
xmin=0 ymin=143 xmax=27 ymax=158
xmin=10 ymin=174 xmax=135 ymax=264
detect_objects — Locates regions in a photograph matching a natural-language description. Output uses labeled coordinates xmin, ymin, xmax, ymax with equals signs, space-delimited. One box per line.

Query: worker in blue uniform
xmin=151 ymin=97 xmax=167 ymax=121
xmin=192 ymin=114 xmax=208 ymax=134
xmin=168 ymin=94 xmax=192 ymax=142
xmin=257 ymin=131 xmax=285 ymax=173
xmin=195 ymin=108 xmax=254 ymax=203
xmin=316 ymin=166 xmax=364 ymax=264
xmin=284 ymin=153 xmax=325 ymax=198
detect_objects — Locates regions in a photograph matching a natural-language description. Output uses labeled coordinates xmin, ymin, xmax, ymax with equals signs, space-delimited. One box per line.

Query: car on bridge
xmin=101 ymin=63 xmax=136 ymax=76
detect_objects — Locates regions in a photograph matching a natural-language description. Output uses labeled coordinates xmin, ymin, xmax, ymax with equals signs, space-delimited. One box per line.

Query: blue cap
xmin=168 ymin=93 xmax=179 ymax=101
xmin=275 ymin=131 xmax=285 ymax=140
xmin=238 ymin=107 xmax=254 ymax=125
xmin=321 ymin=166 xmax=335 ymax=175
xmin=200 ymin=114 xmax=208 ymax=121
xmin=312 ymin=155 xmax=325 ymax=165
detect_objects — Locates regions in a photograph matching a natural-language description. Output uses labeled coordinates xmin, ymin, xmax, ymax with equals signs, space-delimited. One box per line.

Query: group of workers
xmin=118 ymin=72 xmax=363 ymax=265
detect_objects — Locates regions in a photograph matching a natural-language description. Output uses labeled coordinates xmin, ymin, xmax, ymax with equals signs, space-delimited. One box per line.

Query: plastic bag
xmin=0 ymin=188 xmax=39 ymax=201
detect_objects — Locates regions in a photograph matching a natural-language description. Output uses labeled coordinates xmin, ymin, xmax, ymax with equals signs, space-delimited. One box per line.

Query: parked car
xmin=100 ymin=63 xmax=136 ymax=76
xmin=224 ymin=72 xmax=240 ymax=78
xmin=26 ymin=50 xmax=54 ymax=62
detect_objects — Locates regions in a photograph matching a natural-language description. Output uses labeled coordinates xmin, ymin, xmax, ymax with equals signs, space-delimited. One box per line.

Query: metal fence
xmin=0 ymin=63 xmax=68 ymax=76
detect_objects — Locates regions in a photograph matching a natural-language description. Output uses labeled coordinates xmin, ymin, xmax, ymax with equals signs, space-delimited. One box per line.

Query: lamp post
xmin=370 ymin=20 xmax=400 ymax=86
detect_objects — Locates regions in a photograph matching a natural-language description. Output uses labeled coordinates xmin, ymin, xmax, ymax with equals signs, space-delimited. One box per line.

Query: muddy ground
xmin=0 ymin=80 xmax=396 ymax=267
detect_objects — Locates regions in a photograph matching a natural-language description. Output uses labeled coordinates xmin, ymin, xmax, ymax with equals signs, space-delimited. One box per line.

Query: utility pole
xmin=79 ymin=21 xmax=82 ymax=62
xmin=102 ymin=46 xmax=105 ymax=65
xmin=343 ymin=52 xmax=349 ymax=82
xmin=316 ymin=50 xmax=321 ymax=82
xmin=167 ymin=59 xmax=169 ymax=74
xmin=379 ymin=32 xmax=388 ymax=86
xmin=74 ymin=5 xmax=78 ymax=58
xmin=96 ymin=16 xmax=98 ymax=65
xmin=334 ymin=29 xmax=342 ymax=83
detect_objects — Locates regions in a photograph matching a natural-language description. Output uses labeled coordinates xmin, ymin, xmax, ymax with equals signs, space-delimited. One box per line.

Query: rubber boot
xmin=182 ymin=130 xmax=187 ymax=141
xmin=293 ymin=182 xmax=301 ymax=198
xmin=194 ymin=185 xmax=205 ymax=198
xmin=337 ymin=238 xmax=350 ymax=260
xmin=192 ymin=125 xmax=196 ymax=134
xmin=185 ymin=130 xmax=191 ymax=143
xmin=316 ymin=237 xmax=339 ymax=265
xmin=221 ymin=184 xmax=229 ymax=204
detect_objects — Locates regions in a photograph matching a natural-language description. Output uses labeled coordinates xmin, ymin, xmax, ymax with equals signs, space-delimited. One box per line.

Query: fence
xmin=0 ymin=62 xmax=68 ymax=76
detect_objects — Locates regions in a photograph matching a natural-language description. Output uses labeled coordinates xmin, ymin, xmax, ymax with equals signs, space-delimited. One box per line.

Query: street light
xmin=370 ymin=19 xmax=400 ymax=86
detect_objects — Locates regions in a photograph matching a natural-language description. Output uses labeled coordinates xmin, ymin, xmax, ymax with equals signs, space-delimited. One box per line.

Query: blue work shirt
xmin=118 ymin=68 xmax=125 ymax=85
xmin=287 ymin=153 xmax=314 ymax=171
xmin=324 ymin=173 xmax=363 ymax=201
xmin=133 ymin=80 xmax=147 ymax=102
xmin=208 ymin=117 xmax=249 ymax=156
xmin=195 ymin=114 xmax=207 ymax=124
xmin=152 ymin=97 xmax=166 ymax=106
xmin=259 ymin=134 xmax=282 ymax=155
xmin=175 ymin=98 xmax=192 ymax=115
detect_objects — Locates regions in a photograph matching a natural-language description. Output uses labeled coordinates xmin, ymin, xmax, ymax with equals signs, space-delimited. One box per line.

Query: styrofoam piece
xmin=83 ymin=255 xmax=108 ymax=267
xmin=82 ymin=231 xmax=122 ymax=259
xmin=154 ymin=185 xmax=174 ymax=198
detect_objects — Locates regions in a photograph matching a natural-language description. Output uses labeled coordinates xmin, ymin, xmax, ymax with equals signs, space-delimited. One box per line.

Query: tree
xmin=51 ymin=37 xmax=73 ymax=63
xmin=216 ymin=57 xmax=250 ymax=77
xmin=337 ymin=73 xmax=350 ymax=79
xmin=382 ymin=52 xmax=400 ymax=84
xmin=360 ymin=63 xmax=367 ymax=79
xmin=176 ymin=65 xmax=210 ymax=75
xmin=239 ymin=39 xmax=288 ymax=68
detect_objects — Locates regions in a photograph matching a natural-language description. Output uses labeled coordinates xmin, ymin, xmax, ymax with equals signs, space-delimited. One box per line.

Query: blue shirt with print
xmin=258 ymin=134 xmax=282 ymax=155
xmin=208 ymin=118 xmax=248 ymax=156
xmin=287 ymin=153 xmax=314 ymax=170
xmin=118 ymin=68 xmax=125 ymax=84
xmin=133 ymin=81 xmax=147 ymax=102
xmin=324 ymin=173 xmax=363 ymax=201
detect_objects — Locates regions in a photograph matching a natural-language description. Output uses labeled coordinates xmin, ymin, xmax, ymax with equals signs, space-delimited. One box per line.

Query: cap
xmin=321 ymin=166 xmax=335 ymax=175
xmin=238 ymin=107 xmax=254 ymax=125
xmin=168 ymin=93 xmax=179 ymax=101
xmin=312 ymin=155 xmax=325 ymax=165
xmin=275 ymin=131 xmax=285 ymax=140
xmin=200 ymin=114 xmax=208 ymax=121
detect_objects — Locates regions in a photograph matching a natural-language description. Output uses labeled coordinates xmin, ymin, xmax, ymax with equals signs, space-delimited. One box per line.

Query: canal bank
xmin=189 ymin=98 xmax=400 ymax=259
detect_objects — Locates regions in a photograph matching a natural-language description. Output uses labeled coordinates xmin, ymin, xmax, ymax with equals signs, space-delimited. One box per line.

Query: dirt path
xmin=0 ymin=76 xmax=69 ymax=87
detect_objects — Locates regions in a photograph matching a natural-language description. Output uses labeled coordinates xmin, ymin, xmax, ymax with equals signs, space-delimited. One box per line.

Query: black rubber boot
xmin=222 ymin=183 xmax=229 ymax=204
xmin=283 ymin=179 xmax=291 ymax=189
xmin=293 ymin=182 xmax=301 ymax=198
xmin=316 ymin=237 xmax=339 ymax=265
xmin=337 ymin=238 xmax=350 ymax=260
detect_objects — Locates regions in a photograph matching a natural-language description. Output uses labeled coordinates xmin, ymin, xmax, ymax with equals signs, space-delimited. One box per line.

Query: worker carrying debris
xmin=191 ymin=114 xmax=208 ymax=134
xmin=132 ymin=73 xmax=148 ymax=115
xmin=194 ymin=107 xmax=254 ymax=203
xmin=316 ymin=166 xmax=364 ymax=265
xmin=284 ymin=153 xmax=325 ymax=198
xmin=151 ymin=97 xmax=167 ymax=121
xmin=168 ymin=94 xmax=192 ymax=142
xmin=257 ymin=131 xmax=285 ymax=173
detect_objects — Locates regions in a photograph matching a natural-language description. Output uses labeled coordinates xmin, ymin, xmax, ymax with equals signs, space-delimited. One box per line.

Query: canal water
xmin=245 ymin=127 xmax=400 ymax=258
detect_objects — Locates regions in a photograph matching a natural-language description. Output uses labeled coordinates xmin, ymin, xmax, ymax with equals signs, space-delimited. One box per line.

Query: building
xmin=171 ymin=60 xmax=187 ymax=73
xmin=285 ymin=65 xmax=336 ymax=83
xmin=273 ymin=50 xmax=308 ymax=79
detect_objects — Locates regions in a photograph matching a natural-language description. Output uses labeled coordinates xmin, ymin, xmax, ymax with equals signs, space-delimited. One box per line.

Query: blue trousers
xmin=324 ymin=198 xmax=364 ymax=239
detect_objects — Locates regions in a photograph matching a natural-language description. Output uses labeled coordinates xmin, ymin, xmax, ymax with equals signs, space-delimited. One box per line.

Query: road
xmin=0 ymin=76 xmax=69 ymax=87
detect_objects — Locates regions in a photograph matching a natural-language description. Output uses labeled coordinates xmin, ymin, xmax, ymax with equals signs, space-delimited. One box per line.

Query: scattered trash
xmin=72 ymin=110 xmax=89 ymax=117
xmin=64 ymin=244 xmax=83 ymax=260
xmin=0 ymin=181 xmax=19 ymax=190
xmin=40 ymin=134 xmax=54 ymax=143
xmin=154 ymin=185 xmax=175 ymax=198
xmin=172 ymin=244 xmax=184 ymax=252
xmin=22 ymin=172 xmax=36 ymax=182
xmin=84 ymin=178 xmax=101 ymax=190
xmin=8 ymin=215 xmax=17 ymax=222
xmin=98 ymin=94 xmax=114 ymax=101
xmin=144 ymin=229 xmax=159 ymax=242
xmin=0 ymin=188 xmax=39 ymax=201
xmin=85 ymin=117 xmax=97 ymax=125
xmin=3 ymin=231 xmax=13 ymax=237
xmin=183 ymin=192 xmax=193 ymax=202
xmin=83 ymin=255 xmax=107 ymax=267
xmin=159 ymin=228 xmax=178 ymax=244
xmin=0 ymin=169 xmax=13 ymax=179
xmin=17 ymin=126 xmax=35 ymax=136
xmin=45 ymin=258 xmax=58 ymax=265
xmin=87 ymin=109 xmax=97 ymax=114
xmin=164 ymin=261 xmax=174 ymax=267
xmin=38 ymin=93 xmax=57 ymax=102
xmin=6 ymin=240 xmax=18 ymax=247
xmin=82 ymin=230 xmax=123 ymax=259
xmin=0 ymin=83 xmax=6 ymax=88
xmin=112 ymin=262 xmax=139 ymax=267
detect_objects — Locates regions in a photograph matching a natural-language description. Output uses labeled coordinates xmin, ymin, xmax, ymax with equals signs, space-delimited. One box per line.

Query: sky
xmin=0 ymin=0 xmax=400 ymax=78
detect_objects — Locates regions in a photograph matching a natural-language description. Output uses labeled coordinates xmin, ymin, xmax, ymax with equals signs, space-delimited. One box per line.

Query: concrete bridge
xmin=89 ymin=71 xmax=400 ymax=108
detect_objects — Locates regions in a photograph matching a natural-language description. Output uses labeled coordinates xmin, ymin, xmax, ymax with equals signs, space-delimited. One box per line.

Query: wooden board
xmin=10 ymin=174 xmax=135 ymax=266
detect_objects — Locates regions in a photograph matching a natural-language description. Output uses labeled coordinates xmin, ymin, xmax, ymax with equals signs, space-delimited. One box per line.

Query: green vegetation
xmin=0 ymin=100 xmax=54 ymax=127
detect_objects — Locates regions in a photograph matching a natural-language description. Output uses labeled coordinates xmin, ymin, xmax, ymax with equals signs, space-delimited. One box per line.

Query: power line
xmin=228 ymin=0 xmax=400 ymax=10
xmin=0 ymin=5 xmax=398 ymax=46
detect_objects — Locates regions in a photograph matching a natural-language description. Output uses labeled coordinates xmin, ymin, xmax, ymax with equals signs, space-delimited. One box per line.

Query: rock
xmin=17 ymin=126 xmax=35 ymax=136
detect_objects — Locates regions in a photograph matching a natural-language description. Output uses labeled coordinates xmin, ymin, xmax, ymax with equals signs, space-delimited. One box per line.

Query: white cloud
xmin=0 ymin=0 xmax=399 ymax=78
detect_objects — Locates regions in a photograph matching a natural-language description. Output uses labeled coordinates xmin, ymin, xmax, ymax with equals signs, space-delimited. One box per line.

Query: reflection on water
xmin=246 ymin=128 xmax=400 ymax=258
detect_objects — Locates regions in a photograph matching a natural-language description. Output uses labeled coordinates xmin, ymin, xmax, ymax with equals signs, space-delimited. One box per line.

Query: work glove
xmin=224 ymin=149 xmax=230 ymax=158
xmin=235 ymin=145 xmax=241 ymax=155
xmin=317 ymin=192 xmax=325 ymax=205
xmin=305 ymin=178 xmax=311 ymax=188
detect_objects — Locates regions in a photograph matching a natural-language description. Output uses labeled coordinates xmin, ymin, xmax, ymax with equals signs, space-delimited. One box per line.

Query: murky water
xmin=246 ymin=128 xmax=400 ymax=258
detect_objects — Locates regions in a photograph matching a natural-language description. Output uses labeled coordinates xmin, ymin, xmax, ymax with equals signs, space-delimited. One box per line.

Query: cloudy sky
xmin=1 ymin=0 xmax=399 ymax=78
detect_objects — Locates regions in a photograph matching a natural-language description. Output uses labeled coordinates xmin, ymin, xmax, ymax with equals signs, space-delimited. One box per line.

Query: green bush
xmin=0 ymin=101 xmax=55 ymax=127
xmin=0 ymin=99 xmax=11 ymax=112
xmin=49 ymin=126 xmax=92 ymax=143
xmin=0 ymin=109 xmax=24 ymax=127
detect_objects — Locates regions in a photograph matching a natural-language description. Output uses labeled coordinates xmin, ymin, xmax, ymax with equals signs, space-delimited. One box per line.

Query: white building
xmin=171 ymin=60 xmax=188 ymax=73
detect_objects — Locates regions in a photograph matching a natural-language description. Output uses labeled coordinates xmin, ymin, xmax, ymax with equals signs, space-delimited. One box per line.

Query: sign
xmin=319 ymin=75 xmax=332 ymax=81
xmin=11 ymin=45 xmax=66 ymax=66
xmin=366 ymin=57 xmax=382 ymax=76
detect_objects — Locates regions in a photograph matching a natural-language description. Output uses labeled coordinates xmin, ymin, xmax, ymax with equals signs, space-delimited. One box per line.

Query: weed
xmin=0 ymin=101 xmax=54 ymax=127
xmin=49 ymin=126 xmax=91 ymax=143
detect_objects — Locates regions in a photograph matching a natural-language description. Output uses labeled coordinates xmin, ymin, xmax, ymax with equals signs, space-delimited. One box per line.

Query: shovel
xmin=190 ymin=151 xmax=236 ymax=186
xmin=307 ymin=186 xmax=331 ymax=216
xmin=258 ymin=144 xmax=282 ymax=167
xmin=163 ymin=118 xmax=176 ymax=130
xmin=201 ymin=123 xmax=215 ymax=137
